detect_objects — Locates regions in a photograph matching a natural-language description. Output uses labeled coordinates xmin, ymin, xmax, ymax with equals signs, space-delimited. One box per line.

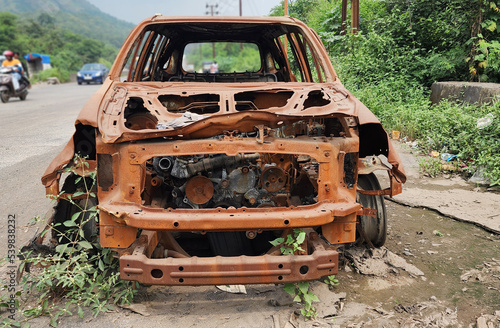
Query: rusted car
xmin=42 ymin=16 xmax=406 ymax=286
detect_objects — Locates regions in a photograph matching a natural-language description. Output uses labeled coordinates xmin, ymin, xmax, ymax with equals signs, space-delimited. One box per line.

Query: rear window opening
xmin=182 ymin=42 xmax=261 ymax=73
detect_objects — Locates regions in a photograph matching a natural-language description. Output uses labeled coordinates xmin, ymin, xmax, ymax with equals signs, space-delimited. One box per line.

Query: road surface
xmin=0 ymin=83 xmax=100 ymax=257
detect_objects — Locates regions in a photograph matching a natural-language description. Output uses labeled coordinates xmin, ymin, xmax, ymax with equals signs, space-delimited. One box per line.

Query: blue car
xmin=77 ymin=63 xmax=109 ymax=85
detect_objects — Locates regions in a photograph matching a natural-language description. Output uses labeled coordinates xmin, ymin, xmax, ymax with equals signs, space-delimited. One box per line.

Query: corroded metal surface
xmin=121 ymin=230 xmax=338 ymax=285
xmin=42 ymin=15 xmax=406 ymax=286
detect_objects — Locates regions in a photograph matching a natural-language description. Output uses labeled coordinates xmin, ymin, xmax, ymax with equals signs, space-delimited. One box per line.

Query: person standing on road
xmin=2 ymin=50 xmax=22 ymax=90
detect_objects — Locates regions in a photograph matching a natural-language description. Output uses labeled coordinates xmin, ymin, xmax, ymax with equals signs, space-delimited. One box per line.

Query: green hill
xmin=0 ymin=0 xmax=134 ymax=48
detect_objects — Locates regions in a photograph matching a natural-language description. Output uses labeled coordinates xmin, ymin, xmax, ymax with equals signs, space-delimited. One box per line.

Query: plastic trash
xmin=391 ymin=130 xmax=401 ymax=140
xmin=468 ymin=166 xmax=490 ymax=185
xmin=440 ymin=153 xmax=459 ymax=162
xmin=477 ymin=113 xmax=494 ymax=129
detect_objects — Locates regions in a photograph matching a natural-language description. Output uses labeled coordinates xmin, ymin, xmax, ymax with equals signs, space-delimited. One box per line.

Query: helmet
xmin=3 ymin=50 xmax=13 ymax=57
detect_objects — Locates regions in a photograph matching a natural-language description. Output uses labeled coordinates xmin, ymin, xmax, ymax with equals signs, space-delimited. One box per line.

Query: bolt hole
xmin=179 ymin=278 xmax=184 ymax=283
xmin=299 ymin=266 xmax=309 ymax=275
xmin=278 ymin=264 xmax=283 ymax=269
xmin=278 ymin=276 xmax=283 ymax=280
xmin=126 ymin=264 xmax=130 ymax=267
xmin=151 ymin=269 xmax=163 ymax=279
xmin=284 ymin=220 xmax=289 ymax=225
xmin=173 ymin=222 xmax=179 ymax=227
xmin=179 ymin=266 xmax=184 ymax=271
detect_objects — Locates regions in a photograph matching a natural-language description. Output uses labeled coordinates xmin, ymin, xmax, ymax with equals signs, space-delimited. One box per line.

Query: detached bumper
xmin=120 ymin=231 xmax=338 ymax=285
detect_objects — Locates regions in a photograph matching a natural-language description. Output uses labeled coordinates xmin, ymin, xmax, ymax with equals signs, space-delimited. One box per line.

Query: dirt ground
xmin=1 ymin=129 xmax=499 ymax=327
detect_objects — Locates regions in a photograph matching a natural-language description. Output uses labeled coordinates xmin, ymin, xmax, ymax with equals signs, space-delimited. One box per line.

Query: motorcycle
xmin=0 ymin=66 xmax=30 ymax=103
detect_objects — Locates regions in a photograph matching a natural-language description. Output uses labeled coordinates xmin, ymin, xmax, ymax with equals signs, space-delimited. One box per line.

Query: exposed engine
xmin=143 ymin=152 xmax=319 ymax=210
xmin=141 ymin=118 xmax=346 ymax=210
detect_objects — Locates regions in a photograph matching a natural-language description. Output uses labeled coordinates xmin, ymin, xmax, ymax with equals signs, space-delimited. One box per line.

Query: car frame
xmin=43 ymin=16 xmax=406 ymax=286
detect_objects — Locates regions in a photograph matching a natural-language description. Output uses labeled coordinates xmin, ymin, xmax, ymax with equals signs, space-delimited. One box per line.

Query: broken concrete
xmin=431 ymin=81 xmax=500 ymax=105
xmin=344 ymin=246 xmax=424 ymax=277
xmin=391 ymin=142 xmax=500 ymax=234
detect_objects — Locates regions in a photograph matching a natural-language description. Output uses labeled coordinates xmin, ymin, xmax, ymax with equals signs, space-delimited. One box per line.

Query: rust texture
xmin=42 ymin=16 xmax=405 ymax=286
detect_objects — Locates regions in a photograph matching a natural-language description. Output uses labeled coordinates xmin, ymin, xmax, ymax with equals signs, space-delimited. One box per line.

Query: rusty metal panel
xmin=321 ymin=213 xmax=357 ymax=245
xmin=120 ymin=234 xmax=338 ymax=285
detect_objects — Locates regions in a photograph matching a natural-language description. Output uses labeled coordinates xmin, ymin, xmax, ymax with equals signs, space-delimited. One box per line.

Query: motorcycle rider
xmin=13 ymin=52 xmax=28 ymax=75
xmin=2 ymin=50 xmax=22 ymax=91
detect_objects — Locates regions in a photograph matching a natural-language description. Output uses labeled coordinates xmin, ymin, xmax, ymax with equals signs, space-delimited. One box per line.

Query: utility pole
xmin=206 ymin=3 xmax=219 ymax=16
xmin=206 ymin=3 xmax=219 ymax=59
xmin=284 ymin=0 xmax=288 ymax=57
xmin=341 ymin=0 xmax=359 ymax=35
xmin=240 ymin=0 xmax=243 ymax=50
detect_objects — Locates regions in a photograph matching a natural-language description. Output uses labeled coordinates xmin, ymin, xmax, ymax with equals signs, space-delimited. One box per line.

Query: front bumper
xmin=77 ymin=76 xmax=103 ymax=83
xmin=120 ymin=230 xmax=338 ymax=285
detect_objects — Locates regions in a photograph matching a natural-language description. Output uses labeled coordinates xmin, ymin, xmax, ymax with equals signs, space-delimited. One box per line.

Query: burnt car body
xmin=42 ymin=16 xmax=406 ymax=286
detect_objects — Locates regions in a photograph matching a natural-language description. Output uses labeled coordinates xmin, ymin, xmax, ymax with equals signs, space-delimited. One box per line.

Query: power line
xmin=205 ymin=2 xmax=219 ymax=16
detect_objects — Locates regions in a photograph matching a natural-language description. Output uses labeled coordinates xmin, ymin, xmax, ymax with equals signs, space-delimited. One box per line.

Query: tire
xmin=357 ymin=173 xmax=387 ymax=247
xmin=78 ymin=81 xmax=82 ymax=85
xmin=0 ymin=91 xmax=10 ymax=103
xmin=52 ymin=174 xmax=98 ymax=244
xmin=19 ymin=91 xmax=27 ymax=101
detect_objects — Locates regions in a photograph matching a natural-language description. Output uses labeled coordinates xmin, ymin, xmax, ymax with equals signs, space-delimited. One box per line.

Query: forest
xmin=272 ymin=0 xmax=500 ymax=185
xmin=0 ymin=11 xmax=118 ymax=82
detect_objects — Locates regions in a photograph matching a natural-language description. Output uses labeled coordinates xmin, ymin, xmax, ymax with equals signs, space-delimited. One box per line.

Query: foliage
xmin=269 ymin=0 xmax=500 ymax=184
xmin=3 ymin=156 xmax=136 ymax=327
xmin=0 ymin=0 xmax=134 ymax=49
xmin=30 ymin=68 xmax=69 ymax=83
xmin=467 ymin=1 xmax=500 ymax=82
xmin=323 ymin=275 xmax=339 ymax=289
xmin=0 ymin=11 xmax=117 ymax=81
xmin=269 ymin=229 xmax=306 ymax=255
xmin=270 ymin=230 xmax=319 ymax=320
xmin=284 ymin=282 xmax=319 ymax=320
xmin=418 ymin=157 xmax=443 ymax=178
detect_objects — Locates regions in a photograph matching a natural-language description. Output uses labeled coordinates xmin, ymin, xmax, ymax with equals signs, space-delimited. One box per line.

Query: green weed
xmin=2 ymin=156 xmax=136 ymax=327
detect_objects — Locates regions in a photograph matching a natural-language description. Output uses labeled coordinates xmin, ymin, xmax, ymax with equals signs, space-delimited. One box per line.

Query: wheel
xmin=0 ymin=91 xmax=10 ymax=103
xmin=19 ymin=91 xmax=27 ymax=101
xmin=52 ymin=174 xmax=98 ymax=244
xmin=356 ymin=173 xmax=387 ymax=247
xmin=78 ymin=81 xmax=82 ymax=85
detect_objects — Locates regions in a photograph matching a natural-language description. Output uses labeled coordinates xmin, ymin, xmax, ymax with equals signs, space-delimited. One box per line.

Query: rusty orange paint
xmin=42 ymin=16 xmax=405 ymax=286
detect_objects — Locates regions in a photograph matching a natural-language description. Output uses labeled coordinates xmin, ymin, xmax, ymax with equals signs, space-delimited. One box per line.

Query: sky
xmin=86 ymin=0 xmax=283 ymax=24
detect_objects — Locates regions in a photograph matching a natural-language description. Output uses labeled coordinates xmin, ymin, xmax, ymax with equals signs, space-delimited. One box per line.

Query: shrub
xmin=31 ymin=68 xmax=70 ymax=83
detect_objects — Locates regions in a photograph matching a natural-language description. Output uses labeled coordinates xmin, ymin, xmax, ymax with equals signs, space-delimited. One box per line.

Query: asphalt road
xmin=0 ymin=83 xmax=101 ymax=257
